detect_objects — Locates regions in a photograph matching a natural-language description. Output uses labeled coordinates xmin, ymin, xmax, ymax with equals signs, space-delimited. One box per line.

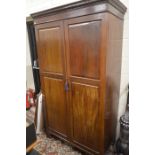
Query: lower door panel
xmin=71 ymin=82 xmax=100 ymax=151
xmin=43 ymin=77 xmax=67 ymax=138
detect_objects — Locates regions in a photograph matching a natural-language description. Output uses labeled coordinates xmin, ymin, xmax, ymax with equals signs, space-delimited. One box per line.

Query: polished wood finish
xmin=35 ymin=21 xmax=66 ymax=75
xmin=31 ymin=0 xmax=126 ymax=24
xmin=35 ymin=21 xmax=68 ymax=139
xmin=32 ymin=0 xmax=126 ymax=154
xmin=104 ymin=13 xmax=124 ymax=149
xmin=39 ymin=27 xmax=63 ymax=73
xmin=72 ymin=82 xmax=99 ymax=151
xmin=43 ymin=77 xmax=67 ymax=137
xmin=32 ymin=0 xmax=126 ymax=17
xmin=26 ymin=140 xmax=39 ymax=153
xmin=64 ymin=14 xmax=104 ymax=154
xmin=65 ymin=16 xmax=101 ymax=79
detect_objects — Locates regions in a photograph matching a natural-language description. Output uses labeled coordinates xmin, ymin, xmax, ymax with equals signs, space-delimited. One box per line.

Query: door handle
xmin=65 ymin=80 xmax=69 ymax=91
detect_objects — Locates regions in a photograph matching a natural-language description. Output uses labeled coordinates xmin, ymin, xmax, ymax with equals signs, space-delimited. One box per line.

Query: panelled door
xmin=64 ymin=14 xmax=104 ymax=152
xmin=35 ymin=13 xmax=105 ymax=153
xmin=35 ymin=21 xmax=68 ymax=138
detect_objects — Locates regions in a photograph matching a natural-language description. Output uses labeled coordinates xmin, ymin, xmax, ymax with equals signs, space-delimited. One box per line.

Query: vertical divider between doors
xmin=62 ymin=20 xmax=73 ymax=142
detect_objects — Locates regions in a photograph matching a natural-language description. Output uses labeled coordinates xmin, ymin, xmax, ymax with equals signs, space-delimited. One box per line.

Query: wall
xmin=26 ymin=0 xmax=129 ymax=138
xmin=26 ymin=0 xmax=80 ymax=17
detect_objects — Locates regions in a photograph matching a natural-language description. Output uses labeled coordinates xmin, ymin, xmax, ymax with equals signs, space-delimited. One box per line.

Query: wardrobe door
xmin=64 ymin=14 xmax=104 ymax=152
xmin=35 ymin=21 xmax=68 ymax=138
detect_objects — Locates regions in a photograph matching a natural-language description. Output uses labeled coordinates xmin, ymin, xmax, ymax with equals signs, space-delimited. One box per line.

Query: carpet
xmin=34 ymin=132 xmax=82 ymax=155
xmin=27 ymin=107 xmax=82 ymax=155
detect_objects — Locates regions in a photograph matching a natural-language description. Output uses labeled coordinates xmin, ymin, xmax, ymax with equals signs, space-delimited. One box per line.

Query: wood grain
xmin=71 ymin=82 xmax=99 ymax=151
xmin=39 ymin=27 xmax=62 ymax=73
xmin=68 ymin=21 xmax=101 ymax=79
xmin=64 ymin=14 xmax=105 ymax=154
xmin=26 ymin=140 xmax=38 ymax=153
xmin=103 ymin=13 xmax=124 ymax=150
xmin=33 ymin=1 xmax=126 ymax=154
xmin=43 ymin=77 xmax=67 ymax=137
xmin=35 ymin=21 xmax=66 ymax=75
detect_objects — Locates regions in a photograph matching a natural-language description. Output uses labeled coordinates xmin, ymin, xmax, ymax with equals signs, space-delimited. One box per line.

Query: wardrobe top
xmin=31 ymin=0 xmax=127 ymax=18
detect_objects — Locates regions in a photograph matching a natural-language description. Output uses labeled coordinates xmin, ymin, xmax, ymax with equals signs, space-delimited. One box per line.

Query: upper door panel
xmin=64 ymin=14 xmax=104 ymax=80
xmin=35 ymin=21 xmax=65 ymax=75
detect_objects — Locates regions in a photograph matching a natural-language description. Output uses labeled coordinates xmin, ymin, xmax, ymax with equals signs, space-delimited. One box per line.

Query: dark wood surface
xmin=103 ymin=13 xmax=124 ymax=150
xmin=64 ymin=13 xmax=105 ymax=154
xmin=64 ymin=15 xmax=101 ymax=79
xmin=35 ymin=20 xmax=68 ymax=139
xmin=71 ymin=83 xmax=99 ymax=150
xmin=31 ymin=0 xmax=126 ymax=18
xmin=31 ymin=0 xmax=127 ymax=25
xmin=35 ymin=21 xmax=66 ymax=74
xmin=26 ymin=141 xmax=38 ymax=153
xmin=43 ymin=77 xmax=68 ymax=138
xmin=33 ymin=0 xmax=126 ymax=154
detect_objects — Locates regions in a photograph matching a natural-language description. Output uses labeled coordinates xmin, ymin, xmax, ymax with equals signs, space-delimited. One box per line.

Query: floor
xmin=34 ymin=132 xmax=82 ymax=155
xmin=26 ymin=107 xmax=82 ymax=155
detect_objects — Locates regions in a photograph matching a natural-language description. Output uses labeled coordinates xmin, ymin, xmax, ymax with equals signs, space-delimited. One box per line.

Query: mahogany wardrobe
xmin=32 ymin=0 xmax=127 ymax=154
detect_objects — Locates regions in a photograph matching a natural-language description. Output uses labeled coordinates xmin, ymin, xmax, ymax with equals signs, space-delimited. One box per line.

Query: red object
xmin=28 ymin=89 xmax=35 ymax=106
xmin=26 ymin=89 xmax=35 ymax=110
xmin=26 ymin=92 xmax=31 ymax=110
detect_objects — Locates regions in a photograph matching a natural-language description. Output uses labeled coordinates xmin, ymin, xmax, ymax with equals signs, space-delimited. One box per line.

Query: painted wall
xmin=26 ymin=0 xmax=129 ymax=138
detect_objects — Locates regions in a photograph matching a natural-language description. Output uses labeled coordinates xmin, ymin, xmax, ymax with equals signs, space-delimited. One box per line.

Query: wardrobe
xmin=32 ymin=0 xmax=126 ymax=154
